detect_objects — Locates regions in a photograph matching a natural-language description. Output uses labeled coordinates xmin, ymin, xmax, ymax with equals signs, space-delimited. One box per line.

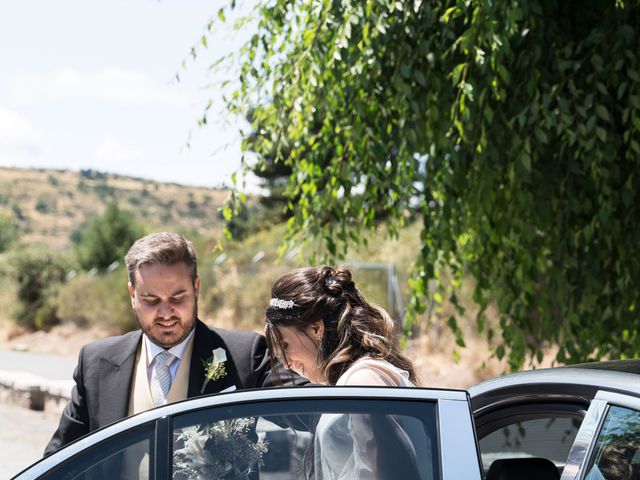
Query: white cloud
xmin=94 ymin=134 xmax=144 ymax=170
xmin=0 ymin=105 xmax=41 ymax=156
xmin=9 ymin=67 xmax=193 ymax=107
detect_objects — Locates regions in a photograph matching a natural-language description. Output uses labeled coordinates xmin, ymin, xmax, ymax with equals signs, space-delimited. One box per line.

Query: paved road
xmin=0 ymin=350 xmax=76 ymax=380
xmin=0 ymin=402 xmax=59 ymax=478
xmin=0 ymin=349 xmax=73 ymax=477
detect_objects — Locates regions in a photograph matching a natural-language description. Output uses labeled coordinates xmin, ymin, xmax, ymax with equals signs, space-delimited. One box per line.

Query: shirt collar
xmin=144 ymin=328 xmax=195 ymax=367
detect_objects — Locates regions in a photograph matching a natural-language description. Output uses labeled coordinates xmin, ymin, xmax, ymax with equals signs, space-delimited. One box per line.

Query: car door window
xmin=477 ymin=409 xmax=583 ymax=474
xmin=584 ymin=405 xmax=640 ymax=480
xmin=171 ymin=399 xmax=439 ymax=480
xmin=39 ymin=423 xmax=155 ymax=480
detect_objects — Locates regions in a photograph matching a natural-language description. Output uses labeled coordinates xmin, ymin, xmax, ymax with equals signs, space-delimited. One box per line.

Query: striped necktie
xmin=152 ymin=350 xmax=175 ymax=407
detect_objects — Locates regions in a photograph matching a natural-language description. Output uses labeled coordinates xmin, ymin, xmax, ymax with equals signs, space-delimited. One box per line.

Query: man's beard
xmin=138 ymin=300 xmax=198 ymax=348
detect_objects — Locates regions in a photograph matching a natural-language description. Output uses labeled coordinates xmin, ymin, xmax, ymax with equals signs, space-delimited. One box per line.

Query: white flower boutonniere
xmin=201 ymin=347 xmax=228 ymax=394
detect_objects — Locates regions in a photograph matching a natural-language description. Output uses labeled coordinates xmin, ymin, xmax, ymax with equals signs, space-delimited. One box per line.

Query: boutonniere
xmin=201 ymin=347 xmax=228 ymax=394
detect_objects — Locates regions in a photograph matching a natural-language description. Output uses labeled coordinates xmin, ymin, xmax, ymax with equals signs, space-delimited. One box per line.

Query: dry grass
xmin=0 ymin=167 xmax=229 ymax=249
xmin=406 ymin=330 xmax=506 ymax=389
xmin=404 ymin=271 xmax=560 ymax=389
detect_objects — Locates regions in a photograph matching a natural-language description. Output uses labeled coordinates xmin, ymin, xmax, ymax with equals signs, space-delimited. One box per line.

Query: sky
xmin=0 ymin=0 xmax=252 ymax=189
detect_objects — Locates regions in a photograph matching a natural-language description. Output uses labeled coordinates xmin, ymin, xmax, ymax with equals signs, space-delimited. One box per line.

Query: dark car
xmin=13 ymin=360 xmax=640 ymax=479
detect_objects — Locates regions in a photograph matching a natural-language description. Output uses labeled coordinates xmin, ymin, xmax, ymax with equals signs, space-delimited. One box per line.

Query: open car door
xmin=14 ymin=386 xmax=482 ymax=480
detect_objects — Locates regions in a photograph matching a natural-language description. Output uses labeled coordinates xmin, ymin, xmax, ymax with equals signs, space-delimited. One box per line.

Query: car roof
xmin=568 ymin=358 xmax=640 ymax=375
xmin=469 ymin=361 xmax=640 ymax=414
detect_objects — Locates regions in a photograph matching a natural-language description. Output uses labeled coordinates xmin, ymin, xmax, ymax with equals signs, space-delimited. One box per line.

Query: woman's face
xmin=276 ymin=322 xmax=324 ymax=384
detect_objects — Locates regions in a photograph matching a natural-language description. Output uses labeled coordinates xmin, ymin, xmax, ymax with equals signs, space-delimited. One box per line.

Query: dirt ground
xmin=0 ymin=322 xmax=114 ymax=359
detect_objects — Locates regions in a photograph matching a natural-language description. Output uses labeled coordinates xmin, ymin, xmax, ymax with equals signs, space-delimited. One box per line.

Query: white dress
xmin=314 ymin=359 xmax=430 ymax=480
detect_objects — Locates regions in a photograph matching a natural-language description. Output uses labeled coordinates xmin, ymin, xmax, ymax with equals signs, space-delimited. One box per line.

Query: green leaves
xmin=210 ymin=0 xmax=640 ymax=370
xmin=75 ymin=203 xmax=144 ymax=272
xmin=595 ymin=105 xmax=610 ymax=123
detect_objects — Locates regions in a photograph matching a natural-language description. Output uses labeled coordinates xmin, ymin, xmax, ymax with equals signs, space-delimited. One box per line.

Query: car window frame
xmin=38 ymin=421 xmax=157 ymax=480
xmin=169 ymin=397 xmax=441 ymax=480
xmin=561 ymin=390 xmax=640 ymax=480
xmin=474 ymin=401 xmax=587 ymax=475
xmin=474 ymin=401 xmax=587 ymax=438
xmin=13 ymin=386 xmax=482 ymax=480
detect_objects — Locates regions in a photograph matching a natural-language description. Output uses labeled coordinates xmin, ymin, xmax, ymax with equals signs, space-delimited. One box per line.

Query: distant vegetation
xmin=9 ymin=246 xmax=71 ymax=331
xmin=0 ymin=167 xmax=422 ymax=336
xmin=0 ymin=167 xmax=512 ymax=384
xmin=0 ymin=167 xmax=228 ymax=332
xmin=0 ymin=214 xmax=19 ymax=252
xmin=74 ymin=203 xmax=144 ymax=272
xmin=0 ymin=167 xmax=227 ymax=249
xmin=0 ymin=167 xmax=430 ymax=339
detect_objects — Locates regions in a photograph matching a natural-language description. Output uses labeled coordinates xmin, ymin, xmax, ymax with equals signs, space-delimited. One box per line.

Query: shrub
xmin=35 ymin=197 xmax=53 ymax=213
xmin=75 ymin=203 xmax=144 ymax=272
xmin=54 ymin=270 xmax=137 ymax=332
xmin=94 ymin=182 xmax=114 ymax=199
xmin=127 ymin=195 xmax=142 ymax=206
xmin=10 ymin=246 xmax=70 ymax=330
xmin=11 ymin=203 xmax=25 ymax=221
xmin=0 ymin=214 xmax=19 ymax=252
xmin=34 ymin=300 xmax=60 ymax=331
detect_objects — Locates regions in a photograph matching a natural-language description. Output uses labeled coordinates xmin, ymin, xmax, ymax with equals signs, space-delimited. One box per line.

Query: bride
xmin=264 ymin=266 xmax=425 ymax=480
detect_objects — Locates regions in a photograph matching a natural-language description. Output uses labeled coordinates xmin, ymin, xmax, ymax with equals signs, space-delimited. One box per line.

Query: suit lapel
xmin=97 ymin=331 xmax=141 ymax=428
xmin=188 ymin=320 xmax=236 ymax=397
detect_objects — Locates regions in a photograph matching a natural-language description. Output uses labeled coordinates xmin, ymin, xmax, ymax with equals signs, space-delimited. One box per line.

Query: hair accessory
xmin=269 ymin=298 xmax=297 ymax=309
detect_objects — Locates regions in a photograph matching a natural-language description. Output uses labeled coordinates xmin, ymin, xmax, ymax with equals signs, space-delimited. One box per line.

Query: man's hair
xmin=125 ymin=232 xmax=198 ymax=287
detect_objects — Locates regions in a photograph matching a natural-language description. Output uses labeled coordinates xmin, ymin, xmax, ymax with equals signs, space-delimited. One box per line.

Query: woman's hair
xmin=265 ymin=266 xmax=417 ymax=385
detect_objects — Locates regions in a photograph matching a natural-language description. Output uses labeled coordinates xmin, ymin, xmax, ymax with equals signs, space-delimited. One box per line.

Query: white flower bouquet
xmin=172 ymin=417 xmax=268 ymax=480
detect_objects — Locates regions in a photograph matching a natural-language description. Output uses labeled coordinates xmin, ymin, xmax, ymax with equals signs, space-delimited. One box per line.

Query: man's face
xmin=128 ymin=262 xmax=200 ymax=349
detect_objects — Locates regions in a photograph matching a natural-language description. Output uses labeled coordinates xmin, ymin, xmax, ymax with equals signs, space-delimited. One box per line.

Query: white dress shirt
xmin=144 ymin=329 xmax=195 ymax=384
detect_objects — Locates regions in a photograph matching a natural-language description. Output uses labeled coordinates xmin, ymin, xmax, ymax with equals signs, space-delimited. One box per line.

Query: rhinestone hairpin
xmin=269 ymin=298 xmax=297 ymax=309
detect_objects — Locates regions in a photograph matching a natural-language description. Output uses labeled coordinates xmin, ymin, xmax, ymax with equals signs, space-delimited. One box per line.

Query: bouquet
xmin=173 ymin=417 xmax=268 ymax=480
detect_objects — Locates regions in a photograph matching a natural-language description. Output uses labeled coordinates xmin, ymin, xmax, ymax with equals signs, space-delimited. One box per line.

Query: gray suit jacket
xmin=45 ymin=319 xmax=304 ymax=455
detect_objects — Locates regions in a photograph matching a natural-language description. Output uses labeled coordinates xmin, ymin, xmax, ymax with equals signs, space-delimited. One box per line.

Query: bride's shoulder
xmin=337 ymin=358 xmax=413 ymax=387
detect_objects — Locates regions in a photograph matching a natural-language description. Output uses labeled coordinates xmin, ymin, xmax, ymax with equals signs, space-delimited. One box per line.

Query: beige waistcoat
xmin=121 ymin=335 xmax=195 ymax=479
xmin=127 ymin=334 xmax=195 ymax=415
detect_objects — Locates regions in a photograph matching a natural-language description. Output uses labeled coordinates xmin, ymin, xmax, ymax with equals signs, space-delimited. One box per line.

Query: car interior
xmin=475 ymin=401 xmax=588 ymax=479
xmin=485 ymin=457 xmax=561 ymax=480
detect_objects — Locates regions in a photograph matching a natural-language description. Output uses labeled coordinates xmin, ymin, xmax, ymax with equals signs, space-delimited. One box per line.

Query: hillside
xmin=0 ymin=167 xmax=229 ymax=249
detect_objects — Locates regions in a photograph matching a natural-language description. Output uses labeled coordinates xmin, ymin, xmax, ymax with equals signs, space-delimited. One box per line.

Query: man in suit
xmin=45 ymin=231 xmax=304 ymax=455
